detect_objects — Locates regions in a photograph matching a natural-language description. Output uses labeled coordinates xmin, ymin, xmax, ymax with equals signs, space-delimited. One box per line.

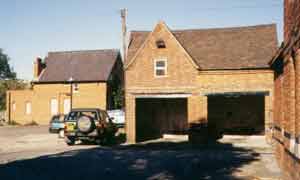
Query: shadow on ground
xmin=0 ymin=141 xmax=260 ymax=180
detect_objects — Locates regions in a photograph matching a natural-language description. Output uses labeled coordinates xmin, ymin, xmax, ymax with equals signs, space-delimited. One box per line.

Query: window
xmin=12 ymin=102 xmax=16 ymax=111
xmin=50 ymin=99 xmax=58 ymax=115
xmin=154 ymin=59 xmax=167 ymax=77
xmin=25 ymin=102 xmax=32 ymax=115
xmin=63 ymin=99 xmax=71 ymax=115
xmin=156 ymin=39 xmax=166 ymax=48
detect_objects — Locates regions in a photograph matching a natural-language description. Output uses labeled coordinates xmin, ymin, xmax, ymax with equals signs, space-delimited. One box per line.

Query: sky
xmin=0 ymin=0 xmax=283 ymax=80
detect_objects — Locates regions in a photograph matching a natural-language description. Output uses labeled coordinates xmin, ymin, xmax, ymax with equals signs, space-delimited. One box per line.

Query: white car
xmin=107 ymin=110 xmax=125 ymax=128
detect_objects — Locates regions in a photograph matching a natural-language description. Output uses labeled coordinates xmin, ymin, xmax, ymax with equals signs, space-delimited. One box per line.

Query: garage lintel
xmin=202 ymin=91 xmax=270 ymax=97
xmin=134 ymin=93 xmax=192 ymax=98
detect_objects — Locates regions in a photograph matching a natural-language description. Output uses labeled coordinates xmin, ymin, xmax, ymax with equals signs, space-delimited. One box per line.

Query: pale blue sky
xmin=0 ymin=0 xmax=283 ymax=80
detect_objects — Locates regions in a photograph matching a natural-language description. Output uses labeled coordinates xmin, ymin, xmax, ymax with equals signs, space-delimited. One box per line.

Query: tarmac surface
xmin=0 ymin=125 xmax=282 ymax=180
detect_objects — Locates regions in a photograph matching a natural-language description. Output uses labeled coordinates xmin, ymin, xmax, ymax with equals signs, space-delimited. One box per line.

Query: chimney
xmin=33 ymin=57 xmax=43 ymax=80
xmin=121 ymin=8 xmax=127 ymax=63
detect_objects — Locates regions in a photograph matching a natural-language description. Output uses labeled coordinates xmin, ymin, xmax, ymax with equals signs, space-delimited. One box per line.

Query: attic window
xmin=156 ymin=39 xmax=166 ymax=48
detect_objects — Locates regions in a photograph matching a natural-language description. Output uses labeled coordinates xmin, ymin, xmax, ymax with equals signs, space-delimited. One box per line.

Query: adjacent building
xmin=271 ymin=0 xmax=300 ymax=179
xmin=6 ymin=49 xmax=123 ymax=125
xmin=125 ymin=22 xmax=277 ymax=143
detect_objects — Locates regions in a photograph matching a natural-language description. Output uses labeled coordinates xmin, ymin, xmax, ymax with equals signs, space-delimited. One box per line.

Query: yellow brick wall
xmin=6 ymin=90 xmax=34 ymax=125
xmin=125 ymin=23 xmax=275 ymax=143
xmin=126 ymin=22 xmax=199 ymax=91
xmin=7 ymin=82 xmax=107 ymax=125
xmin=197 ymin=70 xmax=274 ymax=94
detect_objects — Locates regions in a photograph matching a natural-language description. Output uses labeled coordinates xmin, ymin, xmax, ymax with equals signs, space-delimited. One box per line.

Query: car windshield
xmin=65 ymin=111 xmax=98 ymax=121
xmin=51 ymin=115 xmax=64 ymax=123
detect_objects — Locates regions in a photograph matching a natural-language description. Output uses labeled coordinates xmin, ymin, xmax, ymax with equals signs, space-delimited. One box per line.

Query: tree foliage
xmin=0 ymin=49 xmax=26 ymax=110
xmin=0 ymin=49 xmax=16 ymax=79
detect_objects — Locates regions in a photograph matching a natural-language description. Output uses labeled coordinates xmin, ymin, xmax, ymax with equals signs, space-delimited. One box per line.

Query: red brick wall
xmin=273 ymin=57 xmax=300 ymax=180
xmin=272 ymin=1 xmax=300 ymax=179
xmin=284 ymin=0 xmax=300 ymax=41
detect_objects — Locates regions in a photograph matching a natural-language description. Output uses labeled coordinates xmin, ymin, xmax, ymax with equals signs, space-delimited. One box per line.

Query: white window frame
xmin=154 ymin=58 xmax=167 ymax=77
xmin=25 ymin=102 xmax=32 ymax=115
xmin=50 ymin=98 xmax=58 ymax=115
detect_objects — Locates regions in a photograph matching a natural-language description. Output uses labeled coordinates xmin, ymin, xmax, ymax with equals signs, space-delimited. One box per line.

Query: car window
xmin=80 ymin=112 xmax=97 ymax=121
xmin=51 ymin=116 xmax=60 ymax=122
xmin=66 ymin=112 xmax=79 ymax=121
xmin=65 ymin=111 xmax=98 ymax=121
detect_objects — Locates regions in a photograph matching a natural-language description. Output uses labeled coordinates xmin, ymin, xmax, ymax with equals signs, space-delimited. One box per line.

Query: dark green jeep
xmin=64 ymin=108 xmax=117 ymax=145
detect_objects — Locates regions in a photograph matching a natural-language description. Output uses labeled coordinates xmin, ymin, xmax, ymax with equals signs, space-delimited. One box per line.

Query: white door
xmin=63 ymin=99 xmax=71 ymax=115
xmin=50 ymin=99 xmax=58 ymax=115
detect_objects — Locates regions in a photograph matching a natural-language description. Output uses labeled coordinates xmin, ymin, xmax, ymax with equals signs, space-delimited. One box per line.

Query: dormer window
xmin=156 ymin=39 xmax=166 ymax=48
xmin=154 ymin=58 xmax=167 ymax=77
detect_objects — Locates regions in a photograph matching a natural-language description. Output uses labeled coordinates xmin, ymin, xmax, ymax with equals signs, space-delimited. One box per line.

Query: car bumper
xmin=65 ymin=130 xmax=99 ymax=138
xmin=49 ymin=128 xmax=61 ymax=133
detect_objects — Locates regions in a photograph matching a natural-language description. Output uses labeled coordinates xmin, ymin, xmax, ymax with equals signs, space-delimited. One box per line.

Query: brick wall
xmin=284 ymin=0 xmax=300 ymax=41
xmin=7 ymin=82 xmax=107 ymax=125
xmin=125 ymin=22 xmax=274 ymax=143
xmin=273 ymin=54 xmax=300 ymax=180
xmin=271 ymin=1 xmax=300 ymax=179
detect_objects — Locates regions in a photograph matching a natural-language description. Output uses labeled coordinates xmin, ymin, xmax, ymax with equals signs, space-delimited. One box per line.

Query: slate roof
xmin=127 ymin=24 xmax=278 ymax=70
xmin=38 ymin=49 xmax=119 ymax=82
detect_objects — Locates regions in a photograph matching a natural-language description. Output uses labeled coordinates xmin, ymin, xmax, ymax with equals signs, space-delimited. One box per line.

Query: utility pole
xmin=121 ymin=8 xmax=127 ymax=63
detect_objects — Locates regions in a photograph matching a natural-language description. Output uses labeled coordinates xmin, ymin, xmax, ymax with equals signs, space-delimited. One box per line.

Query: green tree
xmin=0 ymin=49 xmax=26 ymax=110
xmin=0 ymin=49 xmax=16 ymax=79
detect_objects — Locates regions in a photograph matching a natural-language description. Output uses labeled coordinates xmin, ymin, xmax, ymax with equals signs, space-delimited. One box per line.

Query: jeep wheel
xmin=65 ymin=137 xmax=75 ymax=146
xmin=77 ymin=115 xmax=95 ymax=133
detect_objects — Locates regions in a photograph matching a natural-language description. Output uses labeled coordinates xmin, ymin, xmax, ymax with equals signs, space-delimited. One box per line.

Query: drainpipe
xmin=7 ymin=91 xmax=11 ymax=124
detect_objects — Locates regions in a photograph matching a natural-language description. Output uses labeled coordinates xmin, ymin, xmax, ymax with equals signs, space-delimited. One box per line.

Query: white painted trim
xmin=154 ymin=58 xmax=167 ymax=78
xmin=290 ymin=137 xmax=295 ymax=153
xmin=297 ymin=143 xmax=300 ymax=158
xmin=135 ymin=93 xmax=192 ymax=98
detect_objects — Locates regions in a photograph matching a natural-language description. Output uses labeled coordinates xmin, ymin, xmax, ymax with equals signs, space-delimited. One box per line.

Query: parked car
xmin=49 ymin=114 xmax=65 ymax=137
xmin=64 ymin=108 xmax=118 ymax=145
xmin=107 ymin=109 xmax=124 ymax=128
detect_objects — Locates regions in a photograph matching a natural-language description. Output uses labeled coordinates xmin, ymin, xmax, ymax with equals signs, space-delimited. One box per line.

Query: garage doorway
xmin=136 ymin=98 xmax=188 ymax=142
xmin=207 ymin=94 xmax=265 ymax=135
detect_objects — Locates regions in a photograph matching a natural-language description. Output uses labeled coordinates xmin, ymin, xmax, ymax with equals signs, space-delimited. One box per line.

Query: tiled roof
xmin=127 ymin=24 xmax=278 ymax=70
xmin=38 ymin=49 xmax=120 ymax=82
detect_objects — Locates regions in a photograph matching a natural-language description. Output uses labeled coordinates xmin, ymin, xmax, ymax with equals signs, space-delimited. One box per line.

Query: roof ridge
xmin=48 ymin=48 xmax=119 ymax=55
xmin=172 ymin=23 xmax=276 ymax=32
xmin=130 ymin=24 xmax=276 ymax=33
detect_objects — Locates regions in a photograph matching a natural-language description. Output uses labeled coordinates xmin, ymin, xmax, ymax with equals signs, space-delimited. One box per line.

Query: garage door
xmin=136 ymin=98 xmax=188 ymax=142
xmin=208 ymin=95 xmax=265 ymax=135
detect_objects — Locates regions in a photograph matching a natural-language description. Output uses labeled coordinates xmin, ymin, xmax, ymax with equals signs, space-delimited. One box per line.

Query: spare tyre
xmin=77 ymin=115 xmax=95 ymax=133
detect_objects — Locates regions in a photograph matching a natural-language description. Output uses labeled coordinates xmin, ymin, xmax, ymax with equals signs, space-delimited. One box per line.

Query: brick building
xmin=125 ymin=21 xmax=277 ymax=143
xmin=6 ymin=49 xmax=123 ymax=125
xmin=270 ymin=0 xmax=300 ymax=179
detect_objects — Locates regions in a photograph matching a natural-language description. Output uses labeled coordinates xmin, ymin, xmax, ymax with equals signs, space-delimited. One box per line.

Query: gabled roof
xmin=37 ymin=49 xmax=120 ymax=83
xmin=127 ymin=24 xmax=278 ymax=70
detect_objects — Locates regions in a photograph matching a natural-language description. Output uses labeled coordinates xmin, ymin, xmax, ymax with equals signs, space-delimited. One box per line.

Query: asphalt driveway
xmin=0 ymin=126 xmax=281 ymax=180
